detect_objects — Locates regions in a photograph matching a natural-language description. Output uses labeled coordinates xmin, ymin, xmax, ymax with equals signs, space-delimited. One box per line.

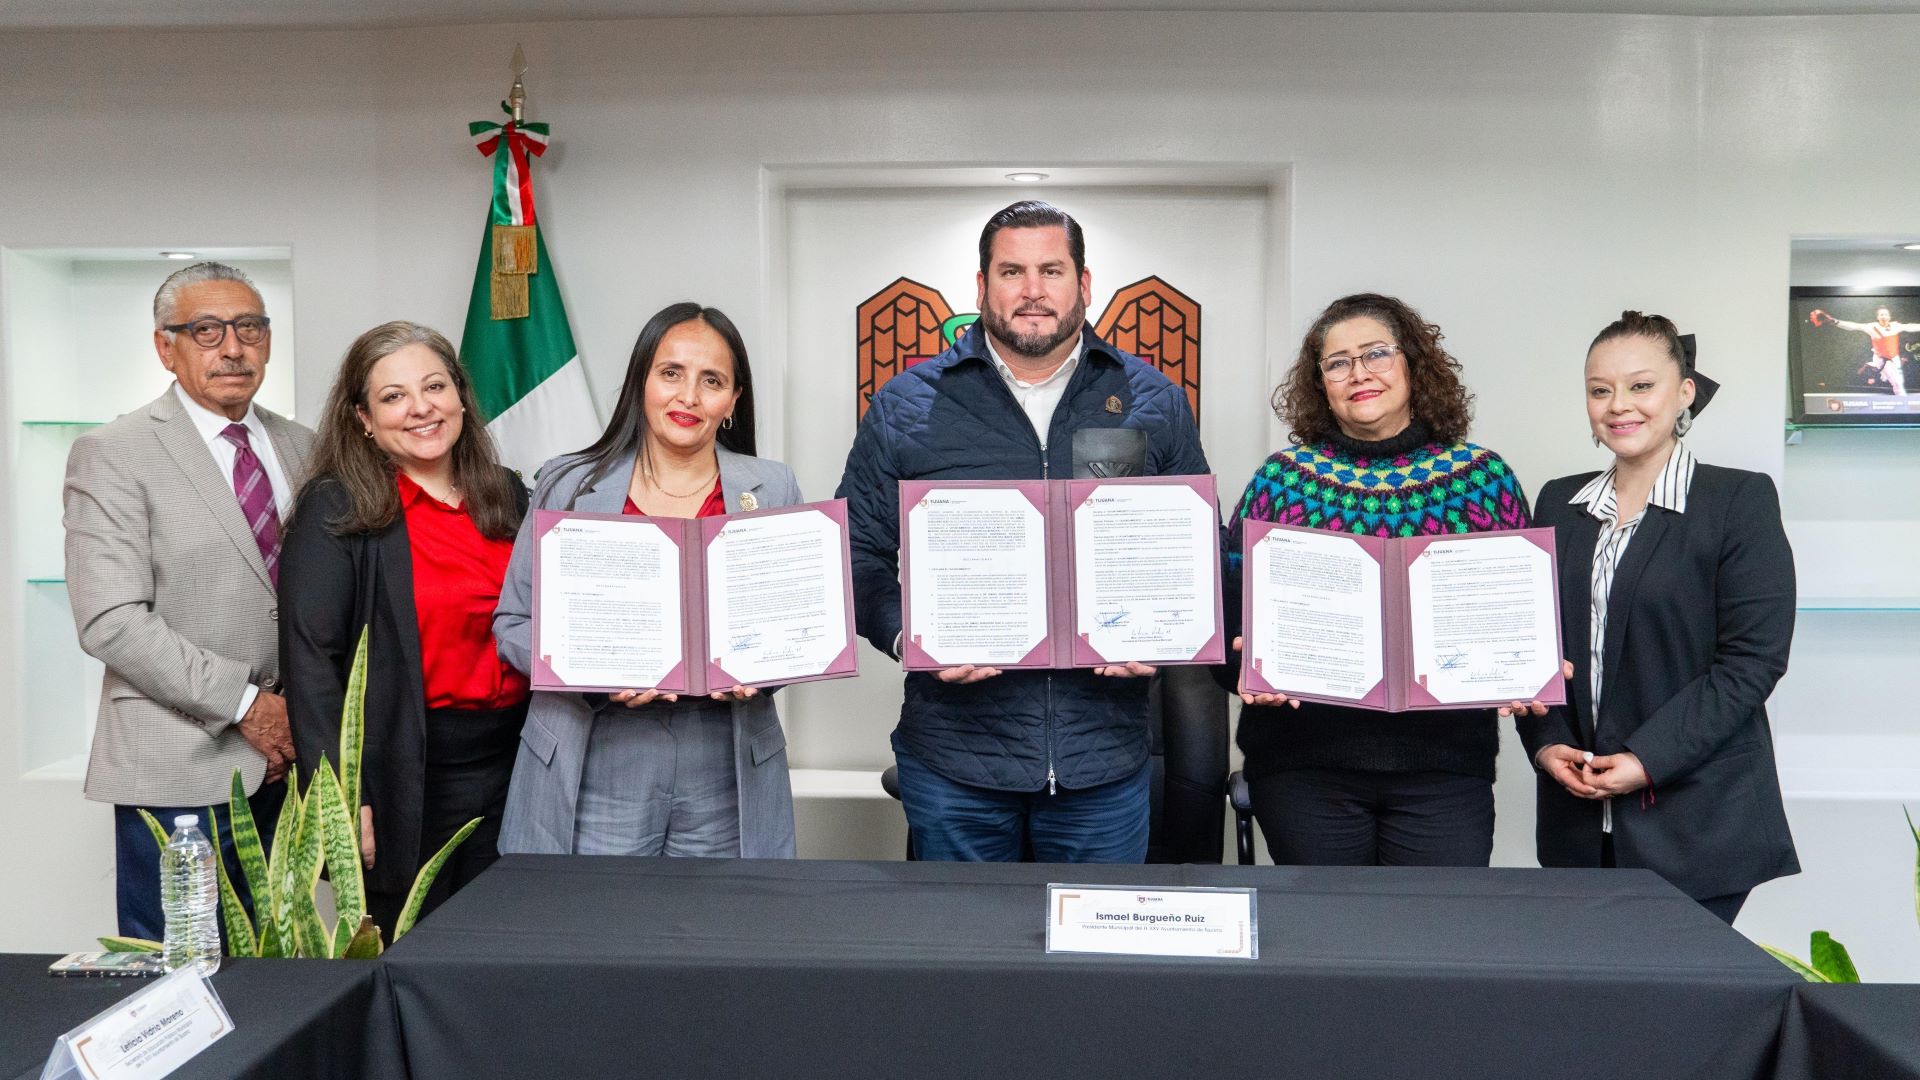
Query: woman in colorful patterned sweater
xmin=1224 ymin=293 xmax=1532 ymax=866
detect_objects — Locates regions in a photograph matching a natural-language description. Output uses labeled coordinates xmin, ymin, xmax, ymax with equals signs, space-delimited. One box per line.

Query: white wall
xmin=3 ymin=11 xmax=1918 ymax=969
xmin=1792 ymin=251 xmax=1920 ymax=289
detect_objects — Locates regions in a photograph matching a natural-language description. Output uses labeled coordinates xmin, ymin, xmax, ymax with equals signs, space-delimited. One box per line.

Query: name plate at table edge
xmin=42 ymin=967 xmax=233 ymax=1080
xmin=1046 ymin=883 xmax=1258 ymax=959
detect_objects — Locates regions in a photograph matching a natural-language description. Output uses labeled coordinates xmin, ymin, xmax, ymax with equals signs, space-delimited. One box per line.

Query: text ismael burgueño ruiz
xmin=1093 ymin=912 xmax=1208 ymax=924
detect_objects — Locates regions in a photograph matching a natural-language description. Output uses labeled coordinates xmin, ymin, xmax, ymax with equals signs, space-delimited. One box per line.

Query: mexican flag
xmin=460 ymin=108 xmax=598 ymax=483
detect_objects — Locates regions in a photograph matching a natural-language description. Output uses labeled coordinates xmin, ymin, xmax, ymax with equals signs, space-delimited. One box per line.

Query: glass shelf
xmin=17 ymin=575 xmax=99 ymax=773
xmin=1785 ymin=422 xmax=1920 ymax=432
xmin=19 ymin=420 xmax=103 ymax=428
xmin=1797 ymin=597 xmax=1920 ymax=612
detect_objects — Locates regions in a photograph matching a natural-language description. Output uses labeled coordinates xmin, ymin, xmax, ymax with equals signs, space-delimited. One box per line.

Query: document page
xmin=1072 ymin=482 xmax=1218 ymax=663
xmin=536 ymin=515 xmax=682 ymax=689
xmin=705 ymin=508 xmax=849 ymax=686
xmin=1245 ymin=528 xmax=1383 ymax=701
xmin=1406 ymin=535 xmax=1559 ymax=704
xmin=905 ymin=487 xmax=1049 ymax=666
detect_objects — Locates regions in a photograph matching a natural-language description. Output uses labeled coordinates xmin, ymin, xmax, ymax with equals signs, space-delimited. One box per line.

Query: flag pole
xmin=507 ymin=44 xmax=526 ymax=124
xmin=490 ymin=45 xmax=537 ymax=318
xmin=462 ymin=45 xmax=597 ymax=481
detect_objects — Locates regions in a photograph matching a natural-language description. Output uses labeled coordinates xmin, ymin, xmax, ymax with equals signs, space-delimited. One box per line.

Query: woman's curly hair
xmin=1274 ymin=293 xmax=1475 ymax=446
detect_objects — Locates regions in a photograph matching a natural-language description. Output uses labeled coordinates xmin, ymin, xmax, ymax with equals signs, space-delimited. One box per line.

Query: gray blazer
xmin=496 ymin=445 xmax=802 ymax=858
xmin=63 ymin=387 xmax=315 ymax=806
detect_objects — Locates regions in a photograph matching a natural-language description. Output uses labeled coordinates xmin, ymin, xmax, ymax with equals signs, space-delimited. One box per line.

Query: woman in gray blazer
xmin=495 ymin=303 xmax=798 ymax=859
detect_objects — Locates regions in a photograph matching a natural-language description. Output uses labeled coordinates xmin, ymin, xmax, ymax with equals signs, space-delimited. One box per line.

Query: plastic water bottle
xmin=160 ymin=814 xmax=221 ymax=975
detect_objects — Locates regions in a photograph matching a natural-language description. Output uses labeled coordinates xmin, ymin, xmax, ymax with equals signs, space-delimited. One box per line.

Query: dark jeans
xmin=367 ymin=703 xmax=523 ymax=941
xmin=892 ymin=740 xmax=1151 ymax=863
xmin=1248 ymin=768 xmax=1494 ymax=867
xmin=1600 ymin=833 xmax=1749 ymax=924
xmin=114 ymin=780 xmax=286 ymax=942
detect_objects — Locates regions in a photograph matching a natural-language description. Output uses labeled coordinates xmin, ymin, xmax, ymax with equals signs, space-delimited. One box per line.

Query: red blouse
xmin=622 ymin=475 xmax=726 ymax=519
xmin=396 ymin=473 xmax=530 ymax=710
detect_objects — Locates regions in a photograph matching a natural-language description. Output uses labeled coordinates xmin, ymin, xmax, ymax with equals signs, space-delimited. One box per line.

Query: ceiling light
xmin=160 ymin=251 xmax=197 ymax=260
xmin=1900 ymin=243 xmax=1920 ymax=252
xmin=1005 ymin=172 xmax=1049 ymax=183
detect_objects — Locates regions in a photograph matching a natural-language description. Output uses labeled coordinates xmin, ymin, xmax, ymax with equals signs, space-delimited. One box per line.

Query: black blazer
xmin=1520 ymin=463 xmax=1800 ymax=900
xmin=279 ymin=469 xmax=528 ymax=896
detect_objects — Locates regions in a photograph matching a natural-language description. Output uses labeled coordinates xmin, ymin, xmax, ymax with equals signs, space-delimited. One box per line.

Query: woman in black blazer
xmin=281 ymin=321 xmax=529 ymax=941
xmin=1520 ymin=311 xmax=1799 ymax=923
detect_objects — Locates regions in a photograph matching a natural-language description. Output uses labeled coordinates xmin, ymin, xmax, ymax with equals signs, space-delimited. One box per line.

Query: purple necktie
xmin=219 ymin=423 xmax=281 ymax=585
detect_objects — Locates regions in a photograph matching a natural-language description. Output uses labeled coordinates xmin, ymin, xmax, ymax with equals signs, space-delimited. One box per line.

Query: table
xmin=0 ymin=954 xmax=377 ymax=1080
xmin=371 ymin=856 xmax=1802 ymax=1080
xmin=1774 ymin=983 xmax=1920 ymax=1080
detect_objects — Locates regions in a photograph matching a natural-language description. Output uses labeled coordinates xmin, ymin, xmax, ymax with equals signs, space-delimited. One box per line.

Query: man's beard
xmin=981 ymin=295 xmax=1086 ymax=360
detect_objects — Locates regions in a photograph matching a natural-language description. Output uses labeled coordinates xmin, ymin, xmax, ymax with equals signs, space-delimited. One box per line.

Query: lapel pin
xmin=739 ymin=491 xmax=758 ymax=512
xmin=1105 ymin=395 xmax=1124 ymax=414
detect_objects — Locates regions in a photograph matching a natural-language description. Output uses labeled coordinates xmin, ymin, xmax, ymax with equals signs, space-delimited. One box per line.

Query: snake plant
xmin=106 ymin=627 xmax=480 ymax=958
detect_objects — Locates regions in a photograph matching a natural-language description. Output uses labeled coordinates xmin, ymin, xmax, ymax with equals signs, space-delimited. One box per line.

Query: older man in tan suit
xmin=64 ymin=262 xmax=314 ymax=940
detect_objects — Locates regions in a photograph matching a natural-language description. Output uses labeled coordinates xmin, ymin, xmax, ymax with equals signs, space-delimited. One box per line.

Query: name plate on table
xmin=1046 ymin=884 xmax=1258 ymax=959
xmin=42 ymin=968 xmax=233 ymax=1080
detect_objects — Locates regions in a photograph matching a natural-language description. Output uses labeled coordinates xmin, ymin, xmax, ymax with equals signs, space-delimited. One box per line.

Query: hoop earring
xmin=1674 ymin=408 xmax=1693 ymax=437
xmin=721 ymin=415 xmax=735 ymax=430
xmin=363 ymin=429 xmax=373 ymax=439
xmin=1592 ymin=434 xmax=1603 ymax=449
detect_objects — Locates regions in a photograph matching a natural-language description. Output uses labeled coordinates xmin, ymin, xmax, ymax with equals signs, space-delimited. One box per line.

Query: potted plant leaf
xmin=1760 ymin=808 xmax=1920 ymax=983
xmin=103 ymin=628 xmax=478 ymax=958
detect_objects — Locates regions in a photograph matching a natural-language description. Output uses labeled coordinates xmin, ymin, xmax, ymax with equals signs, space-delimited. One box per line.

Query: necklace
xmin=646 ymin=467 xmax=718 ymax=499
xmin=407 ymin=470 xmax=459 ymax=505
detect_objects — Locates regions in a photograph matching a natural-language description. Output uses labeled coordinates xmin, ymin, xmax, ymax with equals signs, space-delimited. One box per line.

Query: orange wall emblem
xmin=855 ymin=275 xmax=1202 ymax=421
xmin=1095 ymin=277 xmax=1203 ymax=423
xmin=856 ymin=278 xmax=952 ymax=420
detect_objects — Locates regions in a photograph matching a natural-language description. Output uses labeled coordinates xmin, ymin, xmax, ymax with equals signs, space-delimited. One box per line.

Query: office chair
xmin=1229 ymin=770 xmax=1255 ymax=865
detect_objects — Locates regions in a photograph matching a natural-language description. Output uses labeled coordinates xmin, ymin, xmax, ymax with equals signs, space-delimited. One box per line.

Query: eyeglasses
xmin=1319 ymin=344 xmax=1401 ymax=382
xmin=164 ymin=315 xmax=271 ymax=348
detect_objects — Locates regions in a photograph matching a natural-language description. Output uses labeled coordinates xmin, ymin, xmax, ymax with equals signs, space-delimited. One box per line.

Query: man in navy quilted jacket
xmin=835 ymin=201 xmax=1211 ymax=862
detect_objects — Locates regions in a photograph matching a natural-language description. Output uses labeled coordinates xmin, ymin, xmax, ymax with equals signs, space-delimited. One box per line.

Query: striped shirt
xmin=1569 ymin=440 xmax=1697 ymax=832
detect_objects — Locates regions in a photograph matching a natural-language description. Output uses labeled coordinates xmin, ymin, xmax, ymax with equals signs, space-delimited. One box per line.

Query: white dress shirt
xmin=172 ymin=382 xmax=294 ymax=720
xmin=984 ymin=335 xmax=1082 ymax=450
xmin=173 ymin=382 xmax=294 ymax=515
xmin=1569 ymin=438 xmax=1698 ymax=833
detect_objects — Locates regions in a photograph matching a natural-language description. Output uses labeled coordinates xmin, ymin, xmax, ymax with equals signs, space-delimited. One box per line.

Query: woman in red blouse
xmin=281 ymin=321 xmax=529 ymax=941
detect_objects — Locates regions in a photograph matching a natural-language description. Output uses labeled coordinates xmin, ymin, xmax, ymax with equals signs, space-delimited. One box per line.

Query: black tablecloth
xmin=1775 ymin=983 xmax=1920 ymax=1080
xmin=0 ymin=954 xmax=376 ymax=1080
xmin=372 ymin=856 xmax=1802 ymax=1080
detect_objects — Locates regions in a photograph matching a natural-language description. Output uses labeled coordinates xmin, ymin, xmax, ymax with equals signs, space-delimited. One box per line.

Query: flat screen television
xmin=1788 ymin=285 xmax=1920 ymax=427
